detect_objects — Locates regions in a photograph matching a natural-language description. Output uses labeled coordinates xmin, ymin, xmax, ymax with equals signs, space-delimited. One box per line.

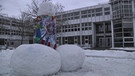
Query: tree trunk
xmin=21 ymin=31 xmax=24 ymax=44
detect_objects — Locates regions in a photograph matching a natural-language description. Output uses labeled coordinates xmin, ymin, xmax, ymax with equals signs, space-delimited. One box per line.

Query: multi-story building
xmin=0 ymin=15 xmax=34 ymax=48
xmin=110 ymin=0 xmax=135 ymax=47
xmin=56 ymin=3 xmax=112 ymax=48
xmin=56 ymin=0 xmax=135 ymax=48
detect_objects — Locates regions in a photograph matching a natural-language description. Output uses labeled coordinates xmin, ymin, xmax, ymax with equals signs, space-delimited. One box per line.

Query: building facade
xmin=56 ymin=0 xmax=135 ymax=48
xmin=0 ymin=16 xmax=34 ymax=48
xmin=110 ymin=0 xmax=135 ymax=47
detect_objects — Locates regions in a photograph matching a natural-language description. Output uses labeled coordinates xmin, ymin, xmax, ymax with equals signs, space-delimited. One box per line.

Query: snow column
xmin=34 ymin=1 xmax=57 ymax=49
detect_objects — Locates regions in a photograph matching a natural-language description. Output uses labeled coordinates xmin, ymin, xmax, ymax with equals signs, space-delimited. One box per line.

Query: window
xmin=105 ymin=12 xmax=110 ymax=15
xmin=88 ymin=10 xmax=91 ymax=13
xmin=11 ymin=42 xmax=14 ymax=45
xmin=95 ymin=8 xmax=102 ymax=12
xmin=124 ymin=28 xmax=133 ymax=32
xmin=74 ymin=12 xmax=80 ymax=16
xmin=81 ymin=15 xmax=87 ymax=18
xmin=89 ymin=27 xmax=92 ymax=30
xmin=96 ymin=13 xmax=102 ymax=16
xmin=124 ymin=43 xmax=134 ymax=47
xmin=114 ymin=38 xmax=123 ymax=42
xmin=125 ymin=38 xmax=133 ymax=41
xmin=104 ymin=7 xmax=110 ymax=11
xmin=114 ymin=28 xmax=122 ymax=33
xmin=114 ymin=33 xmax=122 ymax=37
xmin=92 ymin=14 xmax=95 ymax=17
xmin=88 ymin=14 xmax=91 ymax=17
xmin=81 ymin=10 xmax=87 ymax=14
xmin=74 ymin=16 xmax=80 ymax=19
xmin=124 ymin=33 xmax=133 ymax=36
xmin=114 ymin=43 xmax=123 ymax=47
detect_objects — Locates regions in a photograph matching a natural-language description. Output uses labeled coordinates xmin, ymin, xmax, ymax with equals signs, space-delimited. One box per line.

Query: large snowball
xmin=38 ymin=1 xmax=55 ymax=16
xmin=10 ymin=44 xmax=61 ymax=76
xmin=56 ymin=44 xmax=85 ymax=71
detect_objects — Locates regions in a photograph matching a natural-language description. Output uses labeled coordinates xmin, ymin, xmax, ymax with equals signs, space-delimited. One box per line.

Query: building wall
xmin=56 ymin=4 xmax=112 ymax=48
xmin=110 ymin=0 xmax=134 ymax=47
xmin=0 ymin=16 xmax=34 ymax=48
xmin=56 ymin=0 xmax=135 ymax=48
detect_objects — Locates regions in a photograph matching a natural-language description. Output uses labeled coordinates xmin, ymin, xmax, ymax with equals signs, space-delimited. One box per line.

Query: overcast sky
xmin=0 ymin=0 xmax=109 ymax=17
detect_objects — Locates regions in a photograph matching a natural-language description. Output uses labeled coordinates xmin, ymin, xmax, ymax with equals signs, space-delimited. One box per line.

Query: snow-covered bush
xmin=56 ymin=44 xmax=85 ymax=72
xmin=10 ymin=44 xmax=61 ymax=76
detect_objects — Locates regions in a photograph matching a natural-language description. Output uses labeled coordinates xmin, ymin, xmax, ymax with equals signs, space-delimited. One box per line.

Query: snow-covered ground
xmin=0 ymin=49 xmax=135 ymax=76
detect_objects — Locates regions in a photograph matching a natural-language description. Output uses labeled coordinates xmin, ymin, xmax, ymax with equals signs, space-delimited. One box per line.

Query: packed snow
xmin=38 ymin=1 xmax=55 ymax=16
xmin=10 ymin=44 xmax=61 ymax=76
xmin=0 ymin=44 xmax=135 ymax=76
xmin=85 ymin=50 xmax=135 ymax=59
xmin=56 ymin=45 xmax=85 ymax=72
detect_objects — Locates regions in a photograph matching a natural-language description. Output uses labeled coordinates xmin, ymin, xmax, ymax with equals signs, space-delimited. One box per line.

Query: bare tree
xmin=18 ymin=11 xmax=34 ymax=44
xmin=26 ymin=0 xmax=40 ymax=17
xmin=54 ymin=2 xmax=64 ymax=14
xmin=23 ymin=0 xmax=64 ymax=18
xmin=0 ymin=5 xmax=2 ymax=12
xmin=0 ymin=5 xmax=4 ymax=15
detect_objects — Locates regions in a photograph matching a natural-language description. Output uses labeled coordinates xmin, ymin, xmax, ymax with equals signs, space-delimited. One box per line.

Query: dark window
xmin=124 ymin=33 xmax=133 ymax=36
xmin=114 ymin=33 xmax=122 ymax=37
xmin=85 ymin=28 xmax=88 ymax=30
xmin=88 ymin=10 xmax=91 ymax=13
xmin=124 ymin=28 xmax=133 ymax=32
xmin=81 ymin=10 xmax=87 ymax=14
xmin=114 ymin=43 xmax=123 ymax=47
xmin=88 ymin=14 xmax=91 ymax=17
xmin=89 ymin=27 xmax=92 ymax=30
xmin=114 ymin=38 xmax=123 ymax=42
xmin=74 ymin=12 xmax=80 ymax=16
xmin=96 ymin=13 xmax=102 ymax=16
xmin=81 ymin=15 xmax=87 ymax=18
xmin=104 ymin=7 xmax=110 ymax=11
xmin=125 ymin=38 xmax=133 ymax=41
xmin=114 ymin=24 xmax=122 ymax=28
xmin=124 ymin=43 xmax=134 ymax=47
xmin=95 ymin=8 xmax=102 ymax=12
xmin=114 ymin=28 xmax=122 ymax=32
xmin=105 ymin=12 xmax=110 ymax=15
xmin=0 ymin=39 xmax=4 ymax=45
xmin=92 ymin=14 xmax=95 ymax=17
xmin=74 ymin=16 xmax=80 ymax=19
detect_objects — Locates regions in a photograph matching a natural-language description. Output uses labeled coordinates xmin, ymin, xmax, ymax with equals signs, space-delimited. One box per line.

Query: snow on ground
xmin=54 ymin=57 xmax=135 ymax=76
xmin=85 ymin=50 xmax=135 ymax=59
xmin=0 ymin=49 xmax=135 ymax=76
xmin=0 ymin=50 xmax=13 ymax=76
xmin=111 ymin=47 xmax=135 ymax=51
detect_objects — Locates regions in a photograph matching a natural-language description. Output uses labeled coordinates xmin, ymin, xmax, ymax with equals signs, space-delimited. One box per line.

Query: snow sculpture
xmin=10 ymin=44 xmax=61 ymax=76
xmin=38 ymin=1 xmax=55 ymax=16
xmin=56 ymin=44 xmax=85 ymax=71
xmin=34 ymin=1 xmax=57 ymax=49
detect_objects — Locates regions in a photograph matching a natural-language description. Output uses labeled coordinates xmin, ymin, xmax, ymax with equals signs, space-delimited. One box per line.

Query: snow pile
xmin=111 ymin=47 xmax=135 ymax=50
xmin=85 ymin=50 xmax=135 ymax=59
xmin=56 ymin=44 xmax=85 ymax=72
xmin=0 ymin=49 xmax=13 ymax=75
xmin=10 ymin=44 xmax=61 ymax=76
xmin=38 ymin=1 xmax=55 ymax=16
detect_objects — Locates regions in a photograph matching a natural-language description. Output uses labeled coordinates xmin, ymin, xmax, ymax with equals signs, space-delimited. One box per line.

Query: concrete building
xmin=110 ymin=0 xmax=135 ymax=47
xmin=0 ymin=15 xmax=34 ymax=49
xmin=56 ymin=0 xmax=135 ymax=48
